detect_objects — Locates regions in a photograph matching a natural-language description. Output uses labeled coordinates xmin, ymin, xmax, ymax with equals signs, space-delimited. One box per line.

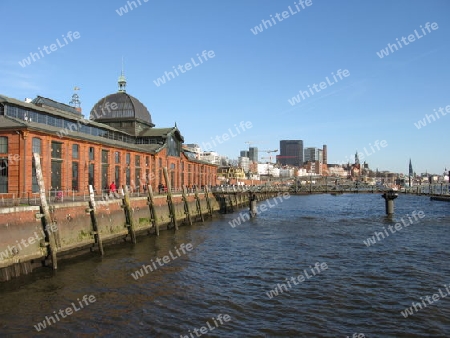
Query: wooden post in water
xmin=194 ymin=189 xmax=204 ymax=222
xmin=122 ymin=185 xmax=137 ymax=244
xmin=146 ymin=185 xmax=159 ymax=236
xmin=233 ymin=186 xmax=238 ymax=207
xmin=32 ymin=153 xmax=58 ymax=270
xmin=182 ymin=186 xmax=193 ymax=226
xmin=163 ymin=167 xmax=178 ymax=230
xmin=249 ymin=193 xmax=257 ymax=217
xmin=88 ymin=185 xmax=104 ymax=255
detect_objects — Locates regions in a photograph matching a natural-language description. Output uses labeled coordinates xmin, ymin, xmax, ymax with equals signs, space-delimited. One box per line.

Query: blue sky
xmin=1 ymin=0 xmax=449 ymax=175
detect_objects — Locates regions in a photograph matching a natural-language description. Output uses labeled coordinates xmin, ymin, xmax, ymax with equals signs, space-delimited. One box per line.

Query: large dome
xmin=90 ymin=92 xmax=153 ymax=125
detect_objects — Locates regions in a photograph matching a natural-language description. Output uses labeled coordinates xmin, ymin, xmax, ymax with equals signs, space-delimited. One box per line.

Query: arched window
xmin=32 ymin=138 xmax=42 ymax=192
xmin=32 ymin=137 xmax=42 ymax=155
xmin=0 ymin=157 xmax=7 ymax=193
xmin=0 ymin=137 xmax=7 ymax=153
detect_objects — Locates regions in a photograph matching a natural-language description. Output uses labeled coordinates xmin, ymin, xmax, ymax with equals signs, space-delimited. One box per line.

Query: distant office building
xmin=249 ymin=147 xmax=258 ymax=162
xmin=304 ymin=147 xmax=320 ymax=163
xmin=240 ymin=150 xmax=249 ymax=158
xmin=279 ymin=140 xmax=303 ymax=166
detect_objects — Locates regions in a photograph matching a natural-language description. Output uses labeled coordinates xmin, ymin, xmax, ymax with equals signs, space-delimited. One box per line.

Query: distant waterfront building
xmin=238 ymin=156 xmax=250 ymax=173
xmin=304 ymin=147 xmax=323 ymax=163
xmin=327 ymin=164 xmax=348 ymax=178
xmin=279 ymin=168 xmax=294 ymax=177
xmin=304 ymin=161 xmax=323 ymax=175
xmin=249 ymin=147 xmax=258 ymax=163
xmin=199 ymin=151 xmax=221 ymax=165
xmin=279 ymin=140 xmax=303 ymax=166
xmin=184 ymin=144 xmax=202 ymax=155
xmin=217 ymin=166 xmax=246 ymax=184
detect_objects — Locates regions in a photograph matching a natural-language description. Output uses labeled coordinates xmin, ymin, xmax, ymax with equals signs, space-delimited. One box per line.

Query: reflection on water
xmin=0 ymin=194 xmax=449 ymax=337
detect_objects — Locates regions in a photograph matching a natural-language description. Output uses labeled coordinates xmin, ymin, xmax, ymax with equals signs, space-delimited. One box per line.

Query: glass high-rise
xmin=279 ymin=140 xmax=303 ymax=166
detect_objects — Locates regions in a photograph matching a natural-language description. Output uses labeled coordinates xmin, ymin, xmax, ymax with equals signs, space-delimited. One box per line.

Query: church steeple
xmin=409 ymin=158 xmax=413 ymax=177
xmin=118 ymin=57 xmax=126 ymax=93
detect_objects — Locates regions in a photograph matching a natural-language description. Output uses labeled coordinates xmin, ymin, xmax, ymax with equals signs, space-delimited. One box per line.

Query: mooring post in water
xmin=249 ymin=193 xmax=257 ymax=217
xmin=122 ymin=185 xmax=137 ymax=244
xmin=146 ymin=185 xmax=159 ymax=236
xmin=382 ymin=189 xmax=398 ymax=216
xmin=88 ymin=185 xmax=104 ymax=255
xmin=194 ymin=188 xmax=204 ymax=222
xmin=32 ymin=153 xmax=58 ymax=270
xmin=163 ymin=167 xmax=178 ymax=230
xmin=182 ymin=186 xmax=193 ymax=226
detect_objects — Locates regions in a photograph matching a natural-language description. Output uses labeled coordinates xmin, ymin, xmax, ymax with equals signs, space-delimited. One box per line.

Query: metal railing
xmin=0 ymin=185 xmax=214 ymax=208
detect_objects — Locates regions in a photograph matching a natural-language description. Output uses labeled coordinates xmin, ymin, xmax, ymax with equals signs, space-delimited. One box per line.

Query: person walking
xmin=109 ymin=181 xmax=117 ymax=194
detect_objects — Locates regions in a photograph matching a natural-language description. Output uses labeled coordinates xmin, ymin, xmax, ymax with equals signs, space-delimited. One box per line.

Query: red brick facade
xmin=0 ymin=130 xmax=217 ymax=196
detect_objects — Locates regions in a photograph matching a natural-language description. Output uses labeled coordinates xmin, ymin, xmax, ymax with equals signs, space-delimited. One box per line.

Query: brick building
xmin=0 ymin=76 xmax=217 ymax=196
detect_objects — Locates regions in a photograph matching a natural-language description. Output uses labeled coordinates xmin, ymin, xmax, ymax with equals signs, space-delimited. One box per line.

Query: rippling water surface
xmin=1 ymin=194 xmax=449 ymax=337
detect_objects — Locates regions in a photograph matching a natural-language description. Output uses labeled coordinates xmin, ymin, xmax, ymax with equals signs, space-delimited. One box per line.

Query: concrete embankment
xmin=0 ymin=191 xmax=220 ymax=282
xmin=0 ymin=188 xmax=277 ymax=282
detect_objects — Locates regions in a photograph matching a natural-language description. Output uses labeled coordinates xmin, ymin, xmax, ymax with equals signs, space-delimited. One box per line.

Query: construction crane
xmin=261 ymin=149 xmax=278 ymax=163
xmin=261 ymin=150 xmax=278 ymax=181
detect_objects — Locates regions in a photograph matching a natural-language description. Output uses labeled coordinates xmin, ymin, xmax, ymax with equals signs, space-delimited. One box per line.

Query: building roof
xmin=32 ymin=95 xmax=81 ymax=116
xmin=90 ymin=92 xmax=154 ymax=126
xmin=0 ymin=94 xmax=132 ymax=134
xmin=137 ymin=127 xmax=184 ymax=143
xmin=0 ymin=115 xmax=27 ymax=129
xmin=1 ymin=114 xmax=164 ymax=154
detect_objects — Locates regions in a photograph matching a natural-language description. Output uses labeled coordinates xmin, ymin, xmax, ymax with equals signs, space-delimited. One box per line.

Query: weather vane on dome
xmin=69 ymin=86 xmax=81 ymax=109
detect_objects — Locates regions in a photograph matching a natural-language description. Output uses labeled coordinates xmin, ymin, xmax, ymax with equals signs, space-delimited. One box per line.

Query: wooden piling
xmin=194 ymin=189 xmax=204 ymax=222
xmin=228 ymin=194 xmax=234 ymax=212
xmin=122 ymin=185 xmax=137 ymax=244
xmin=232 ymin=186 xmax=239 ymax=207
xmin=163 ymin=167 xmax=178 ymax=230
xmin=33 ymin=153 xmax=58 ymax=270
xmin=146 ymin=185 xmax=159 ymax=236
xmin=249 ymin=193 xmax=257 ymax=217
xmin=204 ymin=185 xmax=213 ymax=217
xmin=182 ymin=186 xmax=193 ymax=226
xmin=88 ymin=185 xmax=104 ymax=255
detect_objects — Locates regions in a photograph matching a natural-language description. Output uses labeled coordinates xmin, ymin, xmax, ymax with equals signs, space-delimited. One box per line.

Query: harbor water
xmin=0 ymin=194 xmax=449 ymax=337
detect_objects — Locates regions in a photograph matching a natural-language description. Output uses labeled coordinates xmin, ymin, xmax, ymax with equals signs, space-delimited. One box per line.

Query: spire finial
xmin=118 ymin=57 xmax=127 ymax=92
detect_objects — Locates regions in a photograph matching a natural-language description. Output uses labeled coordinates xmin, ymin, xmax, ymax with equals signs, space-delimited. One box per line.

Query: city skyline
xmin=1 ymin=1 xmax=449 ymax=175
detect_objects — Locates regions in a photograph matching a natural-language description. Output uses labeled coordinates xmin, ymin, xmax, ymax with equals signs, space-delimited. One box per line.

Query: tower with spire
xmin=355 ymin=151 xmax=360 ymax=165
xmin=409 ymin=159 xmax=413 ymax=186
xmin=118 ymin=57 xmax=126 ymax=93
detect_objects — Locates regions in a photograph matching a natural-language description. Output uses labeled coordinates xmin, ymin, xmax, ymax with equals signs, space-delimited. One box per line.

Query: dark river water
xmin=0 ymin=194 xmax=449 ymax=338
